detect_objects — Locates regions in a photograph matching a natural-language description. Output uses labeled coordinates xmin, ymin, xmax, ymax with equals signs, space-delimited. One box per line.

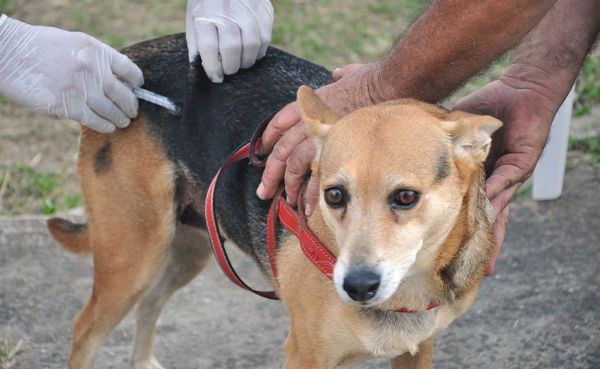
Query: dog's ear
xmin=441 ymin=111 xmax=502 ymax=162
xmin=297 ymin=86 xmax=341 ymax=143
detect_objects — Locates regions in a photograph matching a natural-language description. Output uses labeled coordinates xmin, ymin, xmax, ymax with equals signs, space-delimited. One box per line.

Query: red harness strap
xmin=205 ymin=143 xmax=278 ymax=300
xmin=205 ymin=141 xmax=440 ymax=313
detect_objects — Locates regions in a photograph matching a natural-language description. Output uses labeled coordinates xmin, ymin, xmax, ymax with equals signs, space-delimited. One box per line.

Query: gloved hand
xmin=186 ymin=0 xmax=274 ymax=83
xmin=0 ymin=15 xmax=143 ymax=133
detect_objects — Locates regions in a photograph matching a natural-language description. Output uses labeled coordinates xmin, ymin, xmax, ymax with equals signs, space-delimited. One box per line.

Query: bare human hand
xmin=453 ymin=75 xmax=559 ymax=275
xmin=257 ymin=63 xmax=381 ymax=213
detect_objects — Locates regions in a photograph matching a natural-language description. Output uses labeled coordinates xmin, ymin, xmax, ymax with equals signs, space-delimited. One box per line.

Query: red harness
xmin=204 ymin=132 xmax=440 ymax=313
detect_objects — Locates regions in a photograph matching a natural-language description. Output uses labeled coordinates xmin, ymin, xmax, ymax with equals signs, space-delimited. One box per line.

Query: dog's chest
xmin=358 ymin=310 xmax=438 ymax=358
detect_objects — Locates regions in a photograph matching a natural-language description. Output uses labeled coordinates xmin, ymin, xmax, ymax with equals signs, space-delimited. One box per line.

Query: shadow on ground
xmin=0 ymin=159 xmax=598 ymax=369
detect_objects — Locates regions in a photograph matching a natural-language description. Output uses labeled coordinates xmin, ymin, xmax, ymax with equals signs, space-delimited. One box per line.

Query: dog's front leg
xmin=283 ymin=328 xmax=331 ymax=369
xmin=389 ymin=338 xmax=433 ymax=369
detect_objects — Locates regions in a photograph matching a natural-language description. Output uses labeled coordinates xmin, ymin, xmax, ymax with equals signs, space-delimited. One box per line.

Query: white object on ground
xmin=532 ymin=86 xmax=575 ymax=201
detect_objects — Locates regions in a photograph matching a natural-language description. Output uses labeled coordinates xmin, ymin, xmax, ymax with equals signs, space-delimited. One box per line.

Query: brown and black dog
xmin=48 ymin=33 xmax=500 ymax=369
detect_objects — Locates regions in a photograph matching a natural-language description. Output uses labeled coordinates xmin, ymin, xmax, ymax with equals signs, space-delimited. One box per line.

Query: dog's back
xmin=47 ymin=34 xmax=333 ymax=369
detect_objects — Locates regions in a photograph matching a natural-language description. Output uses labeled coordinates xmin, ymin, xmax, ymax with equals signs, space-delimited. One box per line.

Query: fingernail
xmin=333 ymin=68 xmax=341 ymax=75
xmin=305 ymin=203 xmax=312 ymax=216
xmin=256 ymin=183 xmax=265 ymax=199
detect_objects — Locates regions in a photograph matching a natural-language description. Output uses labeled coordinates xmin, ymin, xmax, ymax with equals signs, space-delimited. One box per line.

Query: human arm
xmin=186 ymin=0 xmax=273 ymax=83
xmin=453 ymin=0 xmax=600 ymax=274
xmin=0 ymin=15 xmax=143 ymax=133
xmin=257 ymin=0 xmax=558 ymax=204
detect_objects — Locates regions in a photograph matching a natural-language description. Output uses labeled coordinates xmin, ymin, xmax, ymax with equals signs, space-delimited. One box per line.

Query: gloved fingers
xmin=74 ymin=106 xmax=116 ymax=134
xmin=240 ymin=23 xmax=261 ymax=69
xmin=103 ymin=77 xmax=139 ymax=119
xmin=87 ymin=93 xmax=130 ymax=128
xmin=109 ymin=47 xmax=144 ymax=88
xmin=255 ymin=1 xmax=274 ymax=58
xmin=217 ymin=21 xmax=242 ymax=75
xmin=186 ymin=5 xmax=199 ymax=63
xmin=194 ymin=19 xmax=224 ymax=82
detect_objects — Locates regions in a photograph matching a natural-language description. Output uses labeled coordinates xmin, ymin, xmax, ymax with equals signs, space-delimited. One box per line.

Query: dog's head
xmin=297 ymin=86 xmax=500 ymax=307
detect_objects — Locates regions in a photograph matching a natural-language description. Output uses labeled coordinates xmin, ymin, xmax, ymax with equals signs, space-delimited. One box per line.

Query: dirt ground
xmin=0 ymin=153 xmax=598 ymax=369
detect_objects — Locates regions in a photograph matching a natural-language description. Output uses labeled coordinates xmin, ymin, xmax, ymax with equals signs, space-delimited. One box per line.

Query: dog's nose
xmin=343 ymin=269 xmax=380 ymax=302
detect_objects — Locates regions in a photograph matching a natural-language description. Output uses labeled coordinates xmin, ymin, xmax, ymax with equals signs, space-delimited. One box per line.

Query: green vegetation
xmin=272 ymin=0 xmax=428 ymax=69
xmin=574 ymin=55 xmax=600 ymax=117
xmin=0 ymin=337 xmax=21 ymax=369
xmin=515 ymin=182 xmax=533 ymax=197
xmin=0 ymin=165 xmax=81 ymax=215
xmin=569 ymin=135 xmax=600 ymax=164
xmin=0 ymin=0 xmax=10 ymax=13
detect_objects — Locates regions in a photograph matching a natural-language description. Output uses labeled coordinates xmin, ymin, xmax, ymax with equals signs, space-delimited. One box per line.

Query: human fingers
xmin=186 ymin=10 xmax=200 ymax=63
xmin=218 ymin=21 xmax=242 ymax=75
xmin=485 ymin=206 xmax=510 ymax=276
xmin=103 ymin=77 xmax=138 ymax=119
xmin=332 ymin=63 xmax=364 ymax=82
xmin=257 ymin=122 xmax=307 ymax=200
xmin=194 ymin=20 xmax=224 ymax=82
xmin=109 ymin=47 xmax=144 ymax=89
xmin=240 ymin=21 xmax=261 ymax=69
xmin=87 ymin=92 xmax=130 ymax=128
xmin=304 ymin=174 xmax=320 ymax=216
xmin=260 ymin=102 xmax=300 ymax=153
xmin=284 ymin=140 xmax=315 ymax=205
xmin=255 ymin=0 xmax=273 ymax=58
xmin=72 ymin=105 xmax=116 ymax=134
xmin=486 ymin=165 xmax=524 ymax=214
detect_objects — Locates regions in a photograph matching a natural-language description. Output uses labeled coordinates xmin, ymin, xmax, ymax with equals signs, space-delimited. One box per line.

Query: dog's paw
xmin=132 ymin=355 xmax=166 ymax=369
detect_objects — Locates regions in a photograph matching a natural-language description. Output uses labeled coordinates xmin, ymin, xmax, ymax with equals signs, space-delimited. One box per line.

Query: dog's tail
xmin=47 ymin=218 xmax=91 ymax=254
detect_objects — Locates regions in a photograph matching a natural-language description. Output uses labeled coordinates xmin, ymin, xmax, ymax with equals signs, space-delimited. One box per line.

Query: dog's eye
xmin=391 ymin=189 xmax=419 ymax=209
xmin=324 ymin=187 xmax=346 ymax=208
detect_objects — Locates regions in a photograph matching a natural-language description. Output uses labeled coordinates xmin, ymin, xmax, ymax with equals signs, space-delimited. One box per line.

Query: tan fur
xmin=47 ymin=218 xmax=90 ymax=254
xmin=273 ymin=86 xmax=500 ymax=368
xmin=48 ymin=86 xmax=499 ymax=369
xmin=48 ymin=116 xmax=212 ymax=369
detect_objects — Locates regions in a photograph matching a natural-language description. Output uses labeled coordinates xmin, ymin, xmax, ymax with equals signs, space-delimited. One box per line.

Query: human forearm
xmin=370 ymin=0 xmax=558 ymax=104
xmin=500 ymin=0 xmax=600 ymax=107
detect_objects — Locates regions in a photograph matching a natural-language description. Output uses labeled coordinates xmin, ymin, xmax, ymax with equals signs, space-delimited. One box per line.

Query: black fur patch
xmin=94 ymin=143 xmax=112 ymax=174
xmin=435 ymin=148 xmax=450 ymax=182
xmin=179 ymin=205 xmax=204 ymax=228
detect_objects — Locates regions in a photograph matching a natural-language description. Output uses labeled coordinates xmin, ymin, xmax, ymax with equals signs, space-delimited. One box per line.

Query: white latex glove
xmin=0 ymin=15 xmax=143 ymax=133
xmin=186 ymin=0 xmax=274 ymax=83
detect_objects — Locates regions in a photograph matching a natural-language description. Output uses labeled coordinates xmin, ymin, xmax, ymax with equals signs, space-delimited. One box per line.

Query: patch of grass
xmin=68 ymin=6 xmax=101 ymax=35
xmin=569 ymin=135 xmax=600 ymax=163
xmin=0 ymin=165 xmax=81 ymax=215
xmin=272 ymin=0 xmax=427 ymax=69
xmin=574 ymin=55 xmax=600 ymax=117
xmin=0 ymin=95 xmax=10 ymax=106
xmin=515 ymin=182 xmax=532 ymax=197
xmin=0 ymin=0 xmax=10 ymax=13
xmin=0 ymin=338 xmax=22 ymax=369
xmin=151 ymin=26 xmax=179 ymax=38
xmin=105 ymin=33 xmax=126 ymax=49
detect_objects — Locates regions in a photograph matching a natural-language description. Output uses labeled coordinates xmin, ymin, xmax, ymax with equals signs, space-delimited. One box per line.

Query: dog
xmin=47 ymin=33 xmax=501 ymax=369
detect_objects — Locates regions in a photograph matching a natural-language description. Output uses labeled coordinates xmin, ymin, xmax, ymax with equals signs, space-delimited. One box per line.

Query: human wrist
xmin=363 ymin=62 xmax=398 ymax=104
